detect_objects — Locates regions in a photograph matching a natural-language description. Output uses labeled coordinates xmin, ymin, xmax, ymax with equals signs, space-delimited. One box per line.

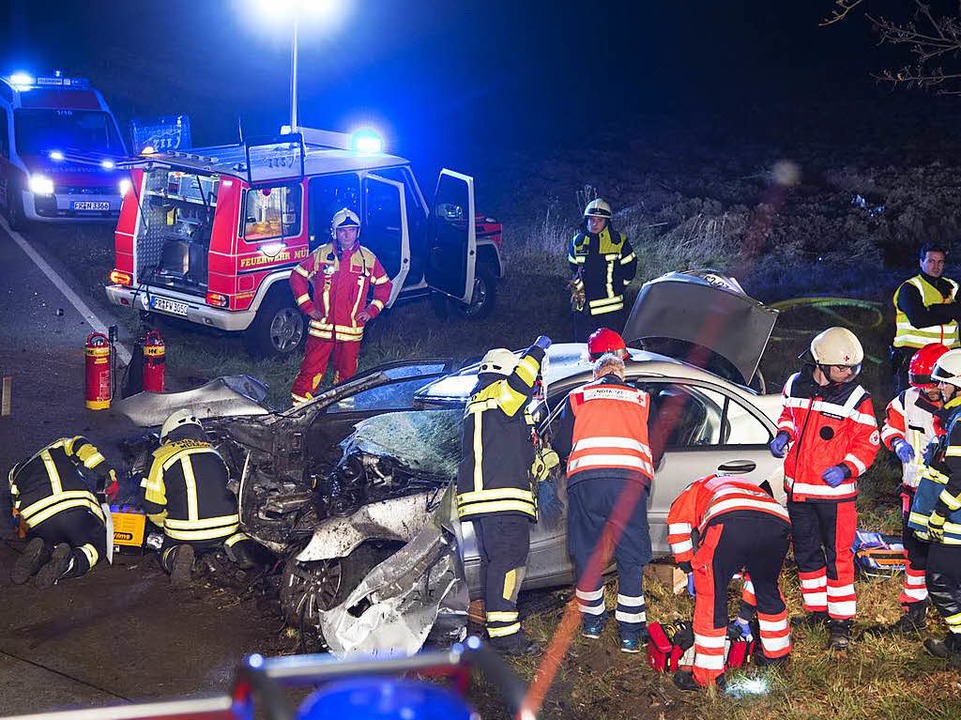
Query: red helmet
xmin=909 ymin=343 xmax=951 ymax=388
xmin=588 ymin=328 xmax=628 ymax=361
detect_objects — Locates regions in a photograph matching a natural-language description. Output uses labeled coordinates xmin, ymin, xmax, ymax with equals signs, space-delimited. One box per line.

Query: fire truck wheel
xmin=244 ymin=292 xmax=306 ymax=358
xmin=452 ymin=265 xmax=497 ymax=320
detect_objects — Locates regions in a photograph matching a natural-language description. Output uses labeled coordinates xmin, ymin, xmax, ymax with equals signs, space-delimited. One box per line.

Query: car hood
xmin=623 ymin=270 xmax=778 ymax=385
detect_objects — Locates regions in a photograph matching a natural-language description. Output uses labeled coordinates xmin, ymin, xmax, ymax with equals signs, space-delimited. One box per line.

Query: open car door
xmin=426 ymin=169 xmax=476 ymax=304
xmin=363 ymin=174 xmax=410 ymax=306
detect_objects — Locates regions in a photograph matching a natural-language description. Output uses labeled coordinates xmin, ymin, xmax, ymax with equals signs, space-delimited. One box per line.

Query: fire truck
xmin=104 ymin=128 xmax=504 ymax=357
xmin=0 ymin=71 xmax=127 ymax=229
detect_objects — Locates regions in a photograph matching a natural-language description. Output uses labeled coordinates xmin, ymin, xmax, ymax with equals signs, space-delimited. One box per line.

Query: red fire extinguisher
xmin=142 ymin=329 xmax=166 ymax=393
xmin=85 ymin=332 xmax=111 ymax=410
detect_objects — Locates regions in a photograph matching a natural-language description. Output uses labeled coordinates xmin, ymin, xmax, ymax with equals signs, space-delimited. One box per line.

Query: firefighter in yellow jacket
xmin=143 ymin=409 xmax=270 ymax=586
xmin=456 ymin=335 xmax=551 ymax=655
xmin=8 ymin=436 xmax=119 ymax=588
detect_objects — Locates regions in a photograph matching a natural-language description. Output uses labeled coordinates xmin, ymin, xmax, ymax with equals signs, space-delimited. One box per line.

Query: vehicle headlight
xmin=28 ymin=174 xmax=55 ymax=196
xmin=119 ymin=178 xmax=132 ymax=197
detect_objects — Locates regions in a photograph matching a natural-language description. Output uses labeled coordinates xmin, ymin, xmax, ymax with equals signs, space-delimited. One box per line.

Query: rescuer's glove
xmin=356 ymin=309 xmax=373 ymax=324
xmin=729 ymin=617 xmax=753 ymax=641
xmin=822 ymin=464 xmax=851 ymax=488
xmin=769 ymin=431 xmax=790 ymax=458
xmin=531 ymin=448 xmax=559 ymax=481
xmin=928 ymin=511 xmax=947 ymax=542
xmin=893 ymin=438 xmax=915 ymax=464
xmin=687 ymin=573 xmax=696 ymax=597
xmin=535 ymin=335 xmax=553 ymax=351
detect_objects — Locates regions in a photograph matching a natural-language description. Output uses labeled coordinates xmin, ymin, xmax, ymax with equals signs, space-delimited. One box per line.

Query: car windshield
xmin=345 ymin=409 xmax=462 ymax=479
xmin=14 ymin=108 xmax=124 ymax=154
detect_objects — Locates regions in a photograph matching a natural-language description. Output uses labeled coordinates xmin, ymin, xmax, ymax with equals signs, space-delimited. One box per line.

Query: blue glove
xmin=534 ymin=335 xmax=552 ymax=351
xmin=769 ymin=431 xmax=790 ymax=458
xmin=687 ymin=573 xmax=696 ymax=597
xmin=822 ymin=464 xmax=850 ymax=488
xmin=732 ymin=617 xmax=753 ymax=641
xmin=893 ymin=438 xmax=915 ymax=464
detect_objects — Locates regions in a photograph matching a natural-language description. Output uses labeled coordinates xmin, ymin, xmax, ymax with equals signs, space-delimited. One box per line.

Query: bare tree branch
xmin=820 ymin=0 xmax=867 ymax=27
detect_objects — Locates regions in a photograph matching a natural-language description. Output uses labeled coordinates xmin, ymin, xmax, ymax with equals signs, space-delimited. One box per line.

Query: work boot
xmin=827 ymin=619 xmax=853 ymax=651
xmin=923 ymin=633 xmax=961 ymax=659
xmin=490 ymin=631 xmax=541 ymax=657
xmin=581 ymin=614 xmax=607 ymax=639
xmin=673 ymin=670 xmax=701 ymax=691
xmin=791 ymin=611 xmax=829 ymax=629
xmin=754 ymin=651 xmax=789 ymax=670
xmin=11 ymin=538 xmax=48 ymax=585
xmin=169 ymin=545 xmax=195 ymax=588
xmin=35 ymin=544 xmax=73 ymax=589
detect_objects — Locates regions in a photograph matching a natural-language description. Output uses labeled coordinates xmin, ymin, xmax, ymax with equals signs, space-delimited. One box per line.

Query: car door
xmin=425 ymin=169 xmax=476 ymax=304
xmin=362 ymin=174 xmax=410 ymax=306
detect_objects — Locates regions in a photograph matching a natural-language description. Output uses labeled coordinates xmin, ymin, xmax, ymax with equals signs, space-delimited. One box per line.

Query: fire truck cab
xmin=105 ymin=128 xmax=504 ymax=357
xmin=0 ymin=72 xmax=127 ymax=229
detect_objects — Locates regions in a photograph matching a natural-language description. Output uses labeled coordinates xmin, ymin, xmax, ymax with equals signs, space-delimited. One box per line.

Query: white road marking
xmin=0 ymin=214 xmax=131 ymax=365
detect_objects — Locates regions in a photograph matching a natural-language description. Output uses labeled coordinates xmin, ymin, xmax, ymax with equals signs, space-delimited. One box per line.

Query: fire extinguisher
xmin=85 ymin=332 xmax=111 ymax=410
xmin=142 ymin=329 xmax=166 ymax=393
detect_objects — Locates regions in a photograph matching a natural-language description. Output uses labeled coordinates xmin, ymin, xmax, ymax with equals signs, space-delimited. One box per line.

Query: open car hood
xmin=623 ymin=270 xmax=778 ymax=384
xmin=113 ymin=375 xmax=270 ymax=427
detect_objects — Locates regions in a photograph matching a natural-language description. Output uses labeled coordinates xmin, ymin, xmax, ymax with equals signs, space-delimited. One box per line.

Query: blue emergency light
xmin=8 ymin=72 xmax=34 ymax=90
xmin=351 ymin=128 xmax=383 ymax=154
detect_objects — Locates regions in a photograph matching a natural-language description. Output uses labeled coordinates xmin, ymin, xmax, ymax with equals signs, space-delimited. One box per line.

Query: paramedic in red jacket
xmin=874 ymin=342 xmax=948 ymax=634
xmin=667 ymin=474 xmax=792 ymax=690
xmin=289 ymin=209 xmax=392 ymax=404
xmin=552 ymin=353 xmax=658 ymax=654
xmin=770 ymin=327 xmax=880 ymax=650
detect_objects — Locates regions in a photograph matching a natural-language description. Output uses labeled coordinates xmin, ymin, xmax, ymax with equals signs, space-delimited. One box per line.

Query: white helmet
xmin=809 ymin=326 xmax=863 ymax=378
xmin=583 ymin=198 xmax=612 ymax=220
xmin=479 ymin=348 xmax=518 ymax=376
xmin=330 ymin=208 xmax=361 ymax=239
xmin=933 ymin=348 xmax=961 ymax=389
xmin=160 ymin=409 xmax=203 ymax=442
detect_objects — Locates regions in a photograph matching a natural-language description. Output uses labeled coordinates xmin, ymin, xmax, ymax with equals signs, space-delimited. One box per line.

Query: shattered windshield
xmin=346 ymin=409 xmax=462 ymax=478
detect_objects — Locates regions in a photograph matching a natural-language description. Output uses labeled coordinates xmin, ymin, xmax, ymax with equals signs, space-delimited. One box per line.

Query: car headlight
xmin=28 ymin=174 xmax=55 ymax=196
xmin=119 ymin=178 xmax=132 ymax=197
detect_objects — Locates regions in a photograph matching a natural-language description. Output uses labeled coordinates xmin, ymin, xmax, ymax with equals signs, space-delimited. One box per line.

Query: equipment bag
xmin=647 ymin=620 xmax=756 ymax=672
xmin=646 ymin=622 xmax=684 ymax=673
xmin=852 ymin=530 xmax=907 ymax=577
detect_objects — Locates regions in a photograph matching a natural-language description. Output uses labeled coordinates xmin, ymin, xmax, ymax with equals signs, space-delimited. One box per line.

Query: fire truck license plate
xmin=151 ymin=297 xmax=189 ymax=317
xmin=71 ymin=201 xmax=110 ymax=211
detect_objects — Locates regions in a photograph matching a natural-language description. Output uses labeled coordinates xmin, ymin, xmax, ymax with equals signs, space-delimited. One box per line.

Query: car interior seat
xmin=656 ymin=388 xmax=708 ymax=446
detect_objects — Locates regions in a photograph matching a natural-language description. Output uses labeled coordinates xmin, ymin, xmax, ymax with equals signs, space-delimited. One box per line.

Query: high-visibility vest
xmin=893 ymin=274 xmax=960 ymax=349
xmin=881 ymin=387 xmax=942 ymax=490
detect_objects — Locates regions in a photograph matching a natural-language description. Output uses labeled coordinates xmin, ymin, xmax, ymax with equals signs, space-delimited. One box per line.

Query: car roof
xmin=415 ymin=342 xmax=764 ymax=405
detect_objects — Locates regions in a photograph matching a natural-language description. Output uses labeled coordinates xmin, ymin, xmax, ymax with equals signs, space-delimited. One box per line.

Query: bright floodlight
xmin=48 ymin=150 xmax=65 ymax=162
xmin=351 ymin=128 xmax=383 ymax=154
xmin=100 ymin=159 xmax=116 ymax=170
xmin=255 ymin=0 xmax=344 ymax=23
xmin=9 ymin=72 xmax=34 ymax=88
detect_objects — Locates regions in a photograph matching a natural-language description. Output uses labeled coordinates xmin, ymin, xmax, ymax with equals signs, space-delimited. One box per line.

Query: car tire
xmin=243 ymin=290 xmax=305 ymax=359
xmin=4 ymin=183 xmax=27 ymax=231
xmin=451 ymin=265 xmax=497 ymax=321
xmin=279 ymin=541 xmax=401 ymax=643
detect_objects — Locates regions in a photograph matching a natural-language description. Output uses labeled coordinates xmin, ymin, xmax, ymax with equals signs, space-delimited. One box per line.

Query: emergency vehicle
xmin=104 ymin=128 xmax=504 ymax=357
xmin=0 ymin=72 xmax=127 ymax=229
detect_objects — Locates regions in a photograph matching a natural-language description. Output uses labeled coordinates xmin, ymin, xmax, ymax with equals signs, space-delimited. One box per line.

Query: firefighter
xmin=143 ymin=409 xmax=271 ymax=586
xmin=667 ymin=474 xmax=792 ymax=690
xmin=567 ymin=199 xmax=637 ymax=342
xmin=290 ymin=208 xmax=393 ymax=404
xmin=587 ymin=327 xmax=630 ymax=362
xmin=769 ymin=327 xmax=879 ymax=650
xmin=8 ymin=436 xmax=119 ymax=588
xmin=891 ymin=242 xmax=961 ymax=394
xmin=552 ymin=352 xmax=657 ymax=653
xmin=455 ymin=336 xmax=551 ymax=655
xmin=870 ymin=342 xmax=948 ymax=634
xmin=908 ymin=348 xmax=961 ymax=665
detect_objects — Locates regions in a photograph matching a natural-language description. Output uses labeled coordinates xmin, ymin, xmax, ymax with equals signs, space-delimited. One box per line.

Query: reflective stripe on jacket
xmin=567 ymin=227 xmax=637 ymax=316
xmin=142 ymin=439 xmax=240 ymax=543
xmin=777 ymin=368 xmax=879 ymax=502
xmin=289 ymin=242 xmax=392 ymax=342
xmin=908 ymin=397 xmax=961 ymax=543
xmin=564 ymin=375 xmax=652 ymax=487
xmin=456 ymin=344 xmax=545 ymax=521
xmin=667 ymin=474 xmax=790 ymax=565
xmin=893 ymin=274 xmax=960 ymax=348
xmin=882 ymin=387 xmax=942 ymax=490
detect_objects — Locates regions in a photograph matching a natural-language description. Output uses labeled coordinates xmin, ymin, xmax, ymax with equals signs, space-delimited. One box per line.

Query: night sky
xmin=0 ymin=1 xmax=903 ymax=169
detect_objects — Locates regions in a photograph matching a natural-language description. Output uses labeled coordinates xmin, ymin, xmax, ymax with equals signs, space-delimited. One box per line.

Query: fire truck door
xmin=426 ymin=169 xmax=476 ymax=304
xmin=363 ymin=174 xmax=410 ymax=307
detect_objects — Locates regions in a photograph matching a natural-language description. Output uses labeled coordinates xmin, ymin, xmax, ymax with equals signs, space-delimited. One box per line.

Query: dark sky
xmin=0 ymin=1 xmax=892 ymax=167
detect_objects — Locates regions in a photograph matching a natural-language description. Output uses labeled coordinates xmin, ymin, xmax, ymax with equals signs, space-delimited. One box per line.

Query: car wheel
xmin=244 ymin=291 xmax=305 ymax=359
xmin=452 ymin=265 xmax=497 ymax=321
xmin=4 ymin=183 xmax=27 ymax=231
xmin=279 ymin=542 xmax=401 ymax=641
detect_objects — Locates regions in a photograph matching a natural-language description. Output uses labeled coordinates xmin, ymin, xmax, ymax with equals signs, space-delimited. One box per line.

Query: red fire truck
xmin=104 ymin=128 xmax=504 ymax=357
xmin=0 ymin=71 xmax=127 ymax=229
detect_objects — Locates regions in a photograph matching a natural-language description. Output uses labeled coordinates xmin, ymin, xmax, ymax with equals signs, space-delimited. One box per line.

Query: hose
xmin=766 ymin=296 xmax=886 ymax=365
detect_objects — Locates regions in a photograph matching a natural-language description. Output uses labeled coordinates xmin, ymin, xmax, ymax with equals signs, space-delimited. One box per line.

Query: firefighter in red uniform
xmin=870 ymin=343 xmax=948 ymax=634
xmin=8 ymin=436 xmax=119 ymax=588
xmin=552 ymin=352 xmax=658 ymax=653
xmin=290 ymin=209 xmax=393 ymax=404
xmin=770 ymin=327 xmax=880 ymax=650
xmin=667 ymin=475 xmax=792 ymax=690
